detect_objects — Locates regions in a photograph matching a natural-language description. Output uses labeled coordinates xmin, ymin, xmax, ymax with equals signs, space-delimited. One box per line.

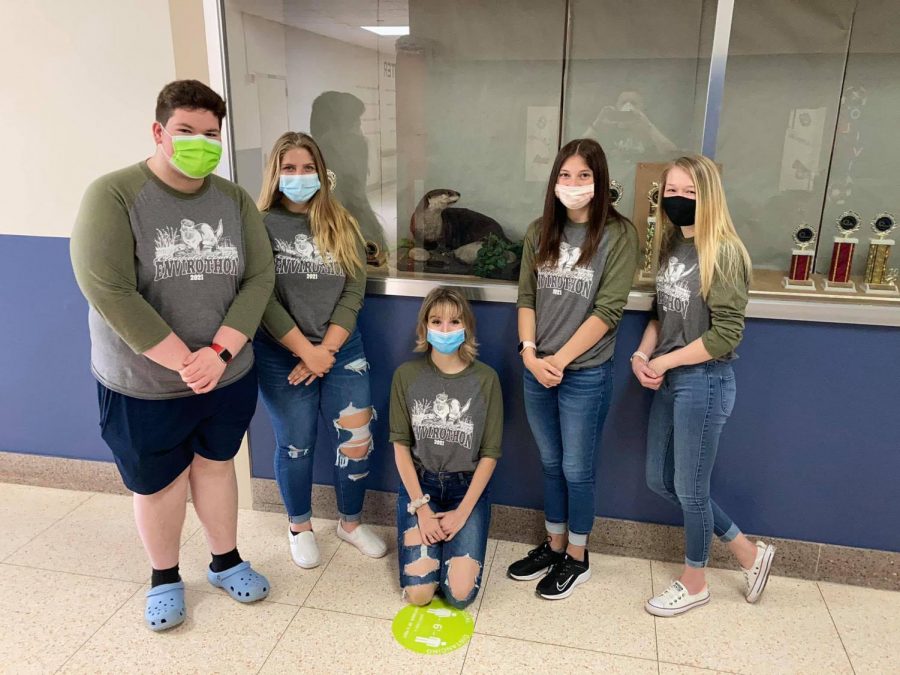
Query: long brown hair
xmin=535 ymin=138 xmax=630 ymax=268
xmin=258 ymin=131 xmax=364 ymax=278
xmin=654 ymin=155 xmax=751 ymax=298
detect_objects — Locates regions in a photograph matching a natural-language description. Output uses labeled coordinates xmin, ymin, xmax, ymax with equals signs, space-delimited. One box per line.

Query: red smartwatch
xmin=210 ymin=343 xmax=233 ymax=364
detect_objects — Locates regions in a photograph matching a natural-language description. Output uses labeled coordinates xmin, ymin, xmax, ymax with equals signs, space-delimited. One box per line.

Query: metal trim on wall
xmin=701 ymin=0 xmax=735 ymax=158
xmin=365 ymin=276 xmax=900 ymax=327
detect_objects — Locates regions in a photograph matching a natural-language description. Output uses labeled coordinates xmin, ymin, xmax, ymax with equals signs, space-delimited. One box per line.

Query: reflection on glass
xmin=564 ymin=0 xmax=714 ymax=283
xmin=821 ymin=0 xmax=900 ymax=291
xmin=223 ymin=0 xmax=566 ymax=281
xmin=716 ymin=0 xmax=854 ymax=281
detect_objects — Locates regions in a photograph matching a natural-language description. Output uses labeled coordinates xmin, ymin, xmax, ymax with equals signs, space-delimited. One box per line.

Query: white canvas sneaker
xmin=743 ymin=541 xmax=776 ymax=603
xmin=288 ymin=529 xmax=321 ymax=569
xmin=336 ymin=522 xmax=388 ymax=558
xmin=645 ymin=580 xmax=711 ymax=617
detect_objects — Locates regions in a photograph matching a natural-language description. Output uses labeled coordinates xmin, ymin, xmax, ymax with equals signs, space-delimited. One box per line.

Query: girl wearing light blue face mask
xmin=389 ymin=287 xmax=504 ymax=609
xmin=254 ymin=132 xmax=388 ymax=568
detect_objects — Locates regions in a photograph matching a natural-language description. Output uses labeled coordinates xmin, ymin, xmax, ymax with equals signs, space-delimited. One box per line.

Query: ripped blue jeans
xmin=396 ymin=470 xmax=490 ymax=610
xmin=256 ymin=330 xmax=374 ymax=523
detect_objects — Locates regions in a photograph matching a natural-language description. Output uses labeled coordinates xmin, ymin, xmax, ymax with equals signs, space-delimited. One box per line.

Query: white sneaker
xmin=743 ymin=541 xmax=776 ymax=603
xmin=645 ymin=580 xmax=710 ymax=617
xmin=336 ymin=522 xmax=388 ymax=558
xmin=288 ymin=529 xmax=321 ymax=569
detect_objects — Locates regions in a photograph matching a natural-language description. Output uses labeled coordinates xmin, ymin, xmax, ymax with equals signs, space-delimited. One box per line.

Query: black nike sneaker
xmin=536 ymin=551 xmax=591 ymax=600
xmin=507 ymin=540 xmax=564 ymax=581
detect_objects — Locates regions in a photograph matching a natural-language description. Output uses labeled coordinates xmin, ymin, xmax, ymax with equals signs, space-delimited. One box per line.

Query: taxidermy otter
xmin=410 ymin=189 xmax=508 ymax=250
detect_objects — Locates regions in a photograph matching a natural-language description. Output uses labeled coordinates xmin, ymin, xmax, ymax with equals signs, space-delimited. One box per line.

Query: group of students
xmin=70 ymin=80 xmax=775 ymax=633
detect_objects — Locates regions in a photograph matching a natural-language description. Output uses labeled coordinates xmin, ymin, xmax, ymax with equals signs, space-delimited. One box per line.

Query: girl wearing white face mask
xmin=390 ymin=287 xmax=503 ymax=609
xmin=254 ymin=132 xmax=387 ymax=568
xmin=508 ymin=138 xmax=638 ymax=600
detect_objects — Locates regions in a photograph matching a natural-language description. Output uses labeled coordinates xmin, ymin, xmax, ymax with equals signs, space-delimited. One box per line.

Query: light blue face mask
xmin=280 ymin=173 xmax=321 ymax=203
xmin=427 ymin=328 xmax=466 ymax=354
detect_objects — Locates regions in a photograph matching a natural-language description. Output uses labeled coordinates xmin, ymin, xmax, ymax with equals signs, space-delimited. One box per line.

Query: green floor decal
xmin=391 ymin=597 xmax=475 ymax=655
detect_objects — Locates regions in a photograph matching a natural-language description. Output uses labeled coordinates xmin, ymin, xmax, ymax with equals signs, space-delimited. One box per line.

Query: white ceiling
xmin=229 ymin=0 xmax=407 ymax=51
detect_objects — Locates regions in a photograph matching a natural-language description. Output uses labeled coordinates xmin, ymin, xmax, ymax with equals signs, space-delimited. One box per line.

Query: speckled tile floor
xmin=1 ymin=482 xmax=897 ymax=674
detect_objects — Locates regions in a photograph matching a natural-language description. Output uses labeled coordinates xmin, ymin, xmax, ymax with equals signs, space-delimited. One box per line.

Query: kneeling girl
xmin=390 ymin=287 xmax=503 ymax=609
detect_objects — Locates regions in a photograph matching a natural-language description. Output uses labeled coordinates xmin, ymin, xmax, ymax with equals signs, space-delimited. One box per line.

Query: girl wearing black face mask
xmin=631 ymin=155 xmax=775 ymax=618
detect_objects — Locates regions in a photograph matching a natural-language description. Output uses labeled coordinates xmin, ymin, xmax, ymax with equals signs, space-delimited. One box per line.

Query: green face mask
xmin=162 ymin=128 xmax=222 ymax=179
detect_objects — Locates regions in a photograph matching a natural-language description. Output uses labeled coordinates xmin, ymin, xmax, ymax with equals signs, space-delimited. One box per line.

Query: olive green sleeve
xmin=591 ymin=220 xmax=639 ymax=330
xmin=221 ymin=188 xmax=276 ymax=338
xmin=388 ymin=365 xmax=414 ymax=446
xmin=516 ymin=220 xmax=540 ymax=309
xmin=261 ymin=293 xmax=297 ymax=341
xmin=479 ymin=369 xmax=504 ymax=460
xmin=701 ymin=247 xmax=750 ymax=358
xmin=330 ymin=236 xmax=367 ymax=334
xmin=70 ymin=173 xmax=173 ymax=354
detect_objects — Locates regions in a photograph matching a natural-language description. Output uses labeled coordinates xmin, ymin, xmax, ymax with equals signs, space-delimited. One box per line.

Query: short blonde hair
xmin=414 ymin=287 xmax=478 ymax=364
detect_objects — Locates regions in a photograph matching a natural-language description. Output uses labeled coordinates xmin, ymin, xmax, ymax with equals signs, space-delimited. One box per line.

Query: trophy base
xmin=822 ymin=279 xmax=856 ymax=293
xmin=782 ymin=277 xmax=816 ymax=291
xmin=638 ymin=271 xmax=655 ymax=283
xmin=862 ymin=281 xmax=900 ymax=296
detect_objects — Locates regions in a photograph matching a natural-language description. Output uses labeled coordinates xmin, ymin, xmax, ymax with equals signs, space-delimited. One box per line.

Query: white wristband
xmin=407 ymin=494 xmax=431 ymax=515
xmin=630 ymin=350 xmax=650 ymax=363
xmin=519 ymin=340 xmax=536 ymax=355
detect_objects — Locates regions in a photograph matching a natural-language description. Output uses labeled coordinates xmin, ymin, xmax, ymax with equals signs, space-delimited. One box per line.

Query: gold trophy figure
xmin=782 ymin=224 xmax=817 ymax=290
xmin=639 ymin=182 xmax=660 ymax=282
xmin=862 ymin=213 xmax=899 ymax=296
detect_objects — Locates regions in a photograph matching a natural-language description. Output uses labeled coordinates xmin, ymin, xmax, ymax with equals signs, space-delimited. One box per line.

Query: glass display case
xmin=217 ymin=0 xmax=900 ymax=320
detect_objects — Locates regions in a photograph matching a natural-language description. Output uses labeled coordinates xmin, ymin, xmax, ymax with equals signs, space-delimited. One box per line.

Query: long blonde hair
xmin=654 ymin=155 xmax=751 ymax=298
xmin=414 ymin=287 xmax=479 ymax=365
xmin=258 ymin=131 xmax=364 ymax=277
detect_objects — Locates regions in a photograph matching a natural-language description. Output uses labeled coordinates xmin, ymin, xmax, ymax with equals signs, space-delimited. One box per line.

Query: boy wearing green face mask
xmin=70 ymin=80 xmax=275 ymax=631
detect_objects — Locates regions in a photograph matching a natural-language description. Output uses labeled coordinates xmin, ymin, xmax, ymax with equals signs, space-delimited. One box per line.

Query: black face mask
xmin=662 ymin=196 xmax=696 ymax=227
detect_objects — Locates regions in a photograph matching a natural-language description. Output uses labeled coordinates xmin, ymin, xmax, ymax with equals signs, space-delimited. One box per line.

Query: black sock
xmin=151 ymin=564 xmax=181 ymax=588
xmin=209 ymin=548 xmax=242 ymax=573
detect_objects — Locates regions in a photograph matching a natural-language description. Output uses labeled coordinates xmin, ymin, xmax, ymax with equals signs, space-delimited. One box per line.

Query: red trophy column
xmin=823 ymin=211 xmax=861 ymax=292
xmin=782 ymin=224 xmax=817 ymax=290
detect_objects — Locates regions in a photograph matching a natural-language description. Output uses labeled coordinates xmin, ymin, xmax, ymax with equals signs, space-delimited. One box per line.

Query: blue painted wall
xmin=3 ymin=234 xmax=899 ymax=551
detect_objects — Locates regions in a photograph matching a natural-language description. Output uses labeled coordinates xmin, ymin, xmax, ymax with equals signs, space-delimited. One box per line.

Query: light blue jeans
xmin=645 ymin=361 xmax=742 ymax=567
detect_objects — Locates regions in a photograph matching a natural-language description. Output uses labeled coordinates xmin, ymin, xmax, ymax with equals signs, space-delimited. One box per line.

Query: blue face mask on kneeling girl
xmin=427 ymin=328 xmax=466 ymax=354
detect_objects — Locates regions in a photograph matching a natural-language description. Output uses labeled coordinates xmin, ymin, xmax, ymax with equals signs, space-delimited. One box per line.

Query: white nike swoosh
xmin=556 ymin=575 xmax=573 ymax=591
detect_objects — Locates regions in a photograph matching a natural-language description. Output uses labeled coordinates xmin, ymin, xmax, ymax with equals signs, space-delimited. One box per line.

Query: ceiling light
xmin=361 ymin=26 xmax=409 ymax=36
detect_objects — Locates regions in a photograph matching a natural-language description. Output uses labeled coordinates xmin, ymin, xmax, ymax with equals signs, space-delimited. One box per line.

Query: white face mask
xmin=555 ymin=183 xmax=594 ymax=210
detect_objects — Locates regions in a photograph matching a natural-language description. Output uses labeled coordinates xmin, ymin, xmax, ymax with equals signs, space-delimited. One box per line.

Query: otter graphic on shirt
xmin=273 ymin=233 xmax=343 ymax=278
xmin=537 ymin=241 xmax=595 ymax=299
xmin=153 ymin=218 xmax=240 ymax=281
xmin=410 ymin=392 xmax=474 ymax=450
xmin=657 ymin=255 xmax=697 ymax=319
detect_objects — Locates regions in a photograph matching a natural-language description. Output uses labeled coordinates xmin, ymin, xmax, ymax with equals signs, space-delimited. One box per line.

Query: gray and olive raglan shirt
xmin=651 ymin=229 xmax=750 ymax=360
xmin=517 ymin=217 xmax=639 ymax=369
xmin=260 ymin=205 xmax=366 ymax=344
xmin=70 ymin=161 xmax=275 ymax=400
xmin=389 ymin=356 xmax=503 ymax=474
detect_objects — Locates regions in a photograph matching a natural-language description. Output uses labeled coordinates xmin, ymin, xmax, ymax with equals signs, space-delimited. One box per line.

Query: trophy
xmin=823 ymin=211 xmax=860 ymax=292
xmin=782 ymin=224 xmax=817 ymax=290
xmin=609 ymin=179 xmax=623 ymax=207
xmin=862 ymin=213 xmax=899 ymax=295
xmin=639 ymin=182 xmax=660 ymax=282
